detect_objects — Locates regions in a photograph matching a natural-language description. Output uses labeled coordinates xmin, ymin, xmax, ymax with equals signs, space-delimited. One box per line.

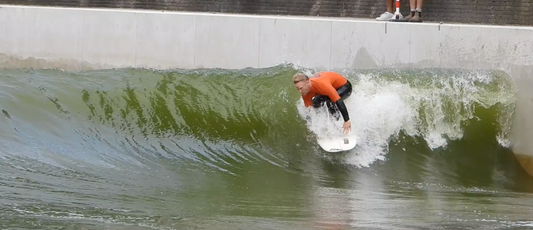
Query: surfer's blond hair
xmin=292 ymin=73 xmax=309 ymax=84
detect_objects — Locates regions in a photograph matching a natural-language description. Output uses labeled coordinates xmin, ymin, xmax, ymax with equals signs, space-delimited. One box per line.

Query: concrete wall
xmin=1 ymin=5 xmax=533 ymax=176
xmin=2 ymin=0 xmax=533 ymax=26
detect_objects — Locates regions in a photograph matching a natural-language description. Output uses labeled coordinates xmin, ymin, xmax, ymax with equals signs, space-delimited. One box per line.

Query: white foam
xmin=342 ymin=76 xmax=419 ymax=167
xmin=297 ymin=75 xmax=420 ymax=167
xmin=296 ymin=70 xmax=514 ymax=168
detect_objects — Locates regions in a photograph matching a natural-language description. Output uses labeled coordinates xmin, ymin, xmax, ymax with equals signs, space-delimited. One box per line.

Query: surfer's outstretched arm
xmin=319 ymin=83 xmax=352 ymax=133
xmin=335 ymin=99 xmax=350 ymax=122
xmin=336 ymin=99 xmax=351 ymax=134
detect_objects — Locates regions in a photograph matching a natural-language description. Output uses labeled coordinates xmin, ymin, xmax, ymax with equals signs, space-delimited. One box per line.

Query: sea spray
xmin=296 ymin=69 xmax=515 ymax=167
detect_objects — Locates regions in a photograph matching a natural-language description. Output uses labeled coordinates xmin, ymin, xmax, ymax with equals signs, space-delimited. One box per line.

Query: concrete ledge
xmin=2 ymin=5 xmax=533 ymax=176
xmin=2 ymin=5 xmax=532 ymax=71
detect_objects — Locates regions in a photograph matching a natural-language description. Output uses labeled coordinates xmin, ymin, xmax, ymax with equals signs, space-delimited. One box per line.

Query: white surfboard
xmin=317 ymin=132 xmax=357 ymax=152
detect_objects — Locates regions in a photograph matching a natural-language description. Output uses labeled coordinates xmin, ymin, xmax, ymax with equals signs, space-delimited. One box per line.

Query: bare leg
xmin=417 ymin=0 xmax=424 ymax=9
xmin=386 ymin=0 xmax=394 ymax=13
xmin=410 ymin=0 xmax=416 ymax=10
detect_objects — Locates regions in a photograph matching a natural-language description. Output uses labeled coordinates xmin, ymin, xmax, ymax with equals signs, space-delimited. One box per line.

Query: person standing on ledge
xmin=376 ymin=0 xmax=404 ymax=21
xmin=293 ymin=72 xmax=353 ymax=134
xmin=402 ymin=0 xmax=424 ymax=22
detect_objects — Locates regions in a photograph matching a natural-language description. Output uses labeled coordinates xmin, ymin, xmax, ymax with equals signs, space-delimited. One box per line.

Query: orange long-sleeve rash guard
xmin=302 ymin=72 xmax=347 ymax=107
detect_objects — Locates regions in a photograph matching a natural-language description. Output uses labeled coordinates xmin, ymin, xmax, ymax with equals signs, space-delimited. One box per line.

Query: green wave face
xmin=0 ymin=66 xmax=515 ymax=169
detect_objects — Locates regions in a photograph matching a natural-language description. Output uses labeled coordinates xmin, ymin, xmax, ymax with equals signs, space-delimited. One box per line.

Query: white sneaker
xmin=376 ymin=12 xmax=393 ymax=20
xmin=375 ymin=11 xmax=403 ymax=21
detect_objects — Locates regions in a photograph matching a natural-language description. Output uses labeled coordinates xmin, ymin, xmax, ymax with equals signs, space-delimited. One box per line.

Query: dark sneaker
xmin=396 ymin=11 xmax=414 ymax=22
xmin=409 ymin=12 xmax=423 ymax=22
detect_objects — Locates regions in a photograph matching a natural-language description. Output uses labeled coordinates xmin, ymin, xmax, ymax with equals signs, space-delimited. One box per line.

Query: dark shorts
xmin=312 ymin=80 xmax=352 ymax=114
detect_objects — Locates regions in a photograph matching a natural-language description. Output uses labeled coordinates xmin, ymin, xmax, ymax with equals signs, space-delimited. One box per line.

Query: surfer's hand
xmin=343 ymin=120 xmax=351 ymax=134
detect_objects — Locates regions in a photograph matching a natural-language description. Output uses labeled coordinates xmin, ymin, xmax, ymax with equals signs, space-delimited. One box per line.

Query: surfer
xmin=293 ymin=71 xmax=353 ymax=134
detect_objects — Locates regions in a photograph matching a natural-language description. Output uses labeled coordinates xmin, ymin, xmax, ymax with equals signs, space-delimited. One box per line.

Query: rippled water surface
xmin=0 ymin=66 xmax=532 ymax=229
